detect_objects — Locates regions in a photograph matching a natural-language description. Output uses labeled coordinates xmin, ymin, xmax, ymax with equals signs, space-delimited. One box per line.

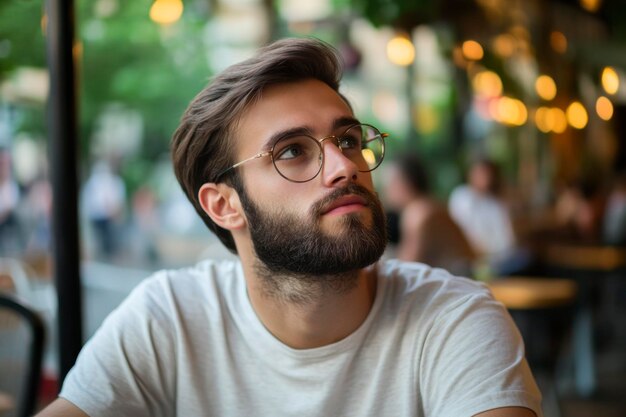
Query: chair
xmin=541 ymin=243 xmax=626 ymax=397
xmin=0 ymin=293 xmax=45 ymax=417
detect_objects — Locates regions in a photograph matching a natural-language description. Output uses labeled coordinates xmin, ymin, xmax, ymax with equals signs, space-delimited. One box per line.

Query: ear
xmin=198 ymin=183 xmax=246 ymax=231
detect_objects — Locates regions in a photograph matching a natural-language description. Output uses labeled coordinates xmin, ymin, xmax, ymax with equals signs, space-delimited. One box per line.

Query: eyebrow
xmin=262 ymin=116 xmax=362 ymax=150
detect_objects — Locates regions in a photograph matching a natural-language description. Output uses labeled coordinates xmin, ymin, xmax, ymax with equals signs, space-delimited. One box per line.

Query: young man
xmin=38 ymin=38 xmax=542 ymax=417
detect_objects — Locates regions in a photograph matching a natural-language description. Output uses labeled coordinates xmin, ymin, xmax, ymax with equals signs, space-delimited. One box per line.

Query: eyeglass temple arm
xmin=362 ymin=133 xmax=389 ymax=145
xmin=215 ymin=151 xmax=272 ymax=182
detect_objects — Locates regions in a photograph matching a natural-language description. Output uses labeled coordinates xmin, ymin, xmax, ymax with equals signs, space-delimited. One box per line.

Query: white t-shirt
xmin=60 ymin=259 xmax=542 ymax=417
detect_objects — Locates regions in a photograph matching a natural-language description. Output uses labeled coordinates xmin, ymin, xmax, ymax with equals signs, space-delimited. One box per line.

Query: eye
xmin=274 ymin=135 xmax=318 ymax=162
xmin=275 ymin=143 xmax=305 ymax=160
xmin=338 ymin=134 xmax=361 ymax=150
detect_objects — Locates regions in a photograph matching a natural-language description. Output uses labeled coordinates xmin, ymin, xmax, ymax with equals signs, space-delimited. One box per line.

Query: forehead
xmin=233 ymin=79 xmax=353 ymax=155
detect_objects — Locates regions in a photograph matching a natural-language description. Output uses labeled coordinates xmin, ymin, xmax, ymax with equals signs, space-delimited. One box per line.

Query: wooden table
xmin=542 ymin=244 xmax=626 ymax=272
xmin=489 ymin=277 xmax=577 ymax=310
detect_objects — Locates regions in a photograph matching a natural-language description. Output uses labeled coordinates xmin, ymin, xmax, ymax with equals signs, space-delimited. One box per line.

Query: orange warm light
xmin=472 ymin=71 xmax=503 ymax=98
xmin=550 ymin=31 xmax=567 ymax=54
xmin=580 ymin=0 xmax=602 ymax=13
xmin=535 ymin=75 xmax=557 ymax=101
xmin=386 ymin=36 xmax=415 ymax=66
xmin=535 ymin=107 xmax=567 ymax=134
xmin=149 ymin=0 xmax=183 ymax=25
xmin=566 ymin=101 xmax=588 ymax=129
xmin=601 ymin=67 xmax=619 ymax=95
xmin=596 ymin=96 xmax=614 ymax=121
xmin=492 ymin=34 xmax=515 ymax=58
xmin=489 ymin=97 xmax=527 ymax=126
xmin=462 ymin=40 xmax=484 ymax=61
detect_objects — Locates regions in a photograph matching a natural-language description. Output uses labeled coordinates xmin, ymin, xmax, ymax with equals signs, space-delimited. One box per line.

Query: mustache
xmin=311 ymin=184 xmax=381 ymax=218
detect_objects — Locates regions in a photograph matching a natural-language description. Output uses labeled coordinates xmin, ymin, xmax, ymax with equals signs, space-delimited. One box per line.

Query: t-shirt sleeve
xmin=59 ymin=272 xmax=176 ymax=417
xmin=418 ymin=290 xmax=543 ymax=417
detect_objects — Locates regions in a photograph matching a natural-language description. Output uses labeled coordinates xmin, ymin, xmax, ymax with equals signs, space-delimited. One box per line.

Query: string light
xmin=386 ymin=36 xmax=415 ymax=67
xmin=149 ymin=0 xmax=183 ymax=25
xmin=535 ymin=107 xmax=567 ymax=133
xmin=490 ymin=97 xmax=527 ymax=126
xmin=596 ymin=96 xmax=614 ymax=121
xmin=492 ymin=34 xmax=515 ymax=58
xmin=566 ymin=101 xmax=588 ymax=129
xmin=462 ymin=40 xmax=484 ymax=61
xmin=472 ymin=71 xmax=503 ymax=98
xmin=601 ymin=67 xmax=619 ymax=95
xmin=550 ymin=31 xmax=567 ymax=54
xmin=550 ymin=108 xmax=567 ymax=133
xmin=535 ymin=75 xmax=557 ymax=101
xmin=580 ymin=0 xmax=602 ymax=13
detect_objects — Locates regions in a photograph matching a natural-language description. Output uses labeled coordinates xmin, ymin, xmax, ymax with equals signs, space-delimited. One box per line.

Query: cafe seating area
xmin=487 ymin=240 xmax=626 ymax=416
xmin=2 ymin=0 xmax=626 ymax=415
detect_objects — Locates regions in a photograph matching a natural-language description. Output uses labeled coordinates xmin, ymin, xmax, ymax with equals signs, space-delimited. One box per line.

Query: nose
xmin=320 ymin=138 xmax=358 ymax=186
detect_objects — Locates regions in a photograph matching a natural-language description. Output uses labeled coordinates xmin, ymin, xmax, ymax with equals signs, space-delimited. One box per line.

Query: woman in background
xmin=385 ymin=154 xmax=476 ymax=277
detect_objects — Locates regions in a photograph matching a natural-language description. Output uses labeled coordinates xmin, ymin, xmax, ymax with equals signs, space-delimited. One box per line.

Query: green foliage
xmin=77 ymin=0 xmax=210 ymax=157
xmin=0 ymin=0 xmax=46 ymax=76
xmin=1 ymin=0 xmax=212 ymax=173
xmin=336 ymin=0 xmax=435 ymax=30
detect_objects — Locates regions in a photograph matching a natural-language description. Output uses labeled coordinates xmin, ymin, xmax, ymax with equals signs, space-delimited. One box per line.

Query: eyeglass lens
xmin=271 ymin=124 xmax=385 ymax=183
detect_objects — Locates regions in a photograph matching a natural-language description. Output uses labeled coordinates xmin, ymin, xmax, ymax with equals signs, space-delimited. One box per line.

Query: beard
xmin=238 ymin=183 xmax=387 ymax=302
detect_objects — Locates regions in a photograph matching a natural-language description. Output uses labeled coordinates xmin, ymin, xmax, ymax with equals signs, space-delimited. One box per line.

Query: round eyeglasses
xmin=216 ymin=123 xmax=388 ymax=183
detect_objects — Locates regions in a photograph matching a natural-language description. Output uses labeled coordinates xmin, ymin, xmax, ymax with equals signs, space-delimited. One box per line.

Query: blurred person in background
xmin=82 ymin=159 xmax=126 ymax=260
xmin=602 ymin=172 xmax=626 ymax=246
xmin=39 ymin=38 xmax=541 ymax=417
xmin=384 ymin=154 xmax=475 ymax=276
xmin=128 ymin=185 xmax=160 ymax=265
xmin=449 ymin=158 xmax=529 ymax=276
xmin=554 ymin=178 xmax=606 ymax=244
xmin=23 ymin=176 xmax=53 ymax=255
xmin=0 ymin=147 xmax=24 ymax=254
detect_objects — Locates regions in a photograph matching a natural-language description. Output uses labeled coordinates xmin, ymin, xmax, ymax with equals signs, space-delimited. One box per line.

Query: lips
xmin=321 ymin=195 xmax=368 ymax=215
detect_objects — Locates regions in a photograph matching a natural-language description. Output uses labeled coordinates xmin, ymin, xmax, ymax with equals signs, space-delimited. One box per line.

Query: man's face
xmin=233 ymin=79 xmax=387 ymax=276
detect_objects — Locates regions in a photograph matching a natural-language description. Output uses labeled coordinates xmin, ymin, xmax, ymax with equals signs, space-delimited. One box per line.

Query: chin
xmin=323 ymin=211 xmax=372 ymax=228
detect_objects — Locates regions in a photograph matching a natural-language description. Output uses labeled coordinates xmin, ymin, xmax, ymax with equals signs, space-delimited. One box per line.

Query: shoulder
xmin=376 ymin=262 xmax=541 ymax=417
xmin=377 ymin=259 xmax=491 ymax=314
xmin=116 ymin=258 xmax=243 ymax=323
xmin=449 ymin=184 xmax=471 ymax=201
xmin=448 ymin=185 xmax=475 ymax=211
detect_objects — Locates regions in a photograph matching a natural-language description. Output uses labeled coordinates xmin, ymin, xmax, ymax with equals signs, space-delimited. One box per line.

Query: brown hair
xmin=171 ymin=37 xmax=344 ymax=253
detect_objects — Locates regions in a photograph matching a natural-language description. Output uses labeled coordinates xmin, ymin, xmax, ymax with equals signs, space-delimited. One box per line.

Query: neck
xmin=242 ymin=259 xmax=378 ymax=349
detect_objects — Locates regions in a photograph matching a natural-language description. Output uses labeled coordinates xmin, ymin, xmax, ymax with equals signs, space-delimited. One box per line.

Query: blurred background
xmin=0 ymin=0 xmax=625 ymax=416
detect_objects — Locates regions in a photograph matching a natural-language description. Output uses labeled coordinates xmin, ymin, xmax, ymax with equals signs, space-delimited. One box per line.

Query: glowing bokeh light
xmin=462 ymin=40 xmax=484 ymax=61
xmin=596 ymin=96 xmax=614 ymax=121
xmin=550 ymin=108 xmax=567 ymax=133
xmin=580 ymin=0 xmax=602 ymax=13
xmin=149 ymin=0 xmax=183 ymax=25
xmin=566 ymin=101 xmax=588 ymax=129
xmin=491 ymin=97 xmax=527 ymax=126
xmin=535 ymin=75 xmax=557 ymax=101
xmin=492 ymin=34 xmax=515 ymax=58
xmin=535 ymin=107 xmax=567 ymax=133
xmin=472 ymin=71 xmax=503 ymax=98
xmin=386 ymin=36 xmax=415 ymax=66
xmin=550 ymin=31 xmax=567 ymax=54
xmin=535 ymin=107 xmax=551 ymax=133
xmin=602 ymin=67 xmax=619 ymax=95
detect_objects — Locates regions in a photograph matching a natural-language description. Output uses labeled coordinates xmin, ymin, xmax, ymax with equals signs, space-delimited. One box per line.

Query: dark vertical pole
xmin=45 ymin=0 xmax=83 ymax=386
